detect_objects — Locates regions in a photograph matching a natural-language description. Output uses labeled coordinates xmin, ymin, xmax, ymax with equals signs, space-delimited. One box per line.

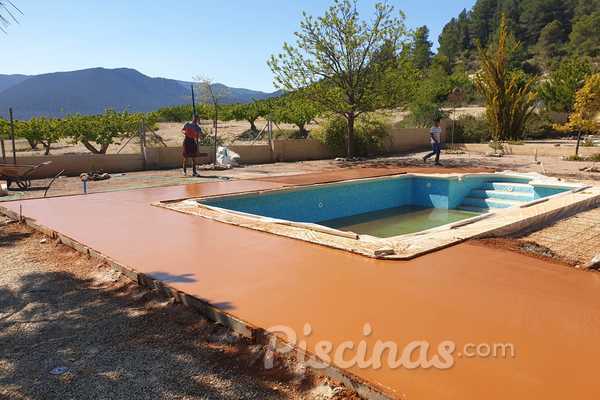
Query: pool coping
xmin=156 ymin=172 xmax=600 ymax=259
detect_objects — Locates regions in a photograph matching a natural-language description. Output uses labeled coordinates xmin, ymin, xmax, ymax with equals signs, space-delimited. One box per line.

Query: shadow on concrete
xmin=147 ymin=272 xmax=198 ymax=283
xmin=209 ymin=301 xmax=235 ymax=311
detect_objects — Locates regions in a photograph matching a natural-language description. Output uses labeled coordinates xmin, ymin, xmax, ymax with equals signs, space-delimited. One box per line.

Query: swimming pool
xmin=159 ymin=172 xmax=594 ymax=259
xmin=199 ymin=173 xmax=571 ymax=238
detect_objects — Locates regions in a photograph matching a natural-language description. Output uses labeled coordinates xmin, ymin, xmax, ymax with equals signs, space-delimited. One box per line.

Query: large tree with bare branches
xmin=268 ymin=0 xmax=409 ymax=158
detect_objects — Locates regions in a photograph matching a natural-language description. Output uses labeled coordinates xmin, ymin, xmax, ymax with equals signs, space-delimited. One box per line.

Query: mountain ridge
xmin=0 ymin=67 xmax=279 ymax=119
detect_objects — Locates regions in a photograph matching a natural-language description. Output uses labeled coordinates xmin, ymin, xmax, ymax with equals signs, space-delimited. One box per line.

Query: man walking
xmin=423 ymin=117 xmax=443 ymax=166
xmin=182 ymin=116 xmax=203 ymax=176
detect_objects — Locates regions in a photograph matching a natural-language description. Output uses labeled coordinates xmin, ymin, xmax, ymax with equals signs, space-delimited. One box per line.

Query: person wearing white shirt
xmin=423 ymin=118 xmax=442 ymax=166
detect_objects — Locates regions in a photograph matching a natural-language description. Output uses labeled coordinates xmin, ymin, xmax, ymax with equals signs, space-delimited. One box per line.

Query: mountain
xmin=0 ymin=68 xmax=280 ymax=119
xmin=0 ymin=74 xmax=30 ymax=93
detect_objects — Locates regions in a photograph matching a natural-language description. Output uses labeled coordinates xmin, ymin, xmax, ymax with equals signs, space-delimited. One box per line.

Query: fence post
xmin=9 ymin=108 xmax=16 ymax=165
xmin=268 ymin=119 xmax=274 ymax=162
xmin=0 ymin=130 xmax=5 ymax=162
xmin=139 ymin=118 xmax=147 ymax=170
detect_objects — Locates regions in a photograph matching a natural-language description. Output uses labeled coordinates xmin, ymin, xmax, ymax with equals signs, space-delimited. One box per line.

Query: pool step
xmin=480 ymin=182 xmax=534 ymax=193
xmin=470 ymin=189 xmax=535 ymax=202
xmin=458 ymin=181 xmax=535 ymax=211
xmin=461 ymin=196 xmax=523 ymax=209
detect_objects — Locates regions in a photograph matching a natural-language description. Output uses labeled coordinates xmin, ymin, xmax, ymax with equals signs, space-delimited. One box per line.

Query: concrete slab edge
xmin=0 ymin=203 xmax=397 ymax=400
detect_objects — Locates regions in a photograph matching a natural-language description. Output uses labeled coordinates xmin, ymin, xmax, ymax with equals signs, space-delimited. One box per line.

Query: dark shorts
xmin=182 ymin=137 xmax=198 ymax=158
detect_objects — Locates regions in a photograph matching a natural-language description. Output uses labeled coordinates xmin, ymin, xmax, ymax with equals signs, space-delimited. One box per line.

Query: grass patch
xmin=564 ymin=154 xmax=600 ymax=162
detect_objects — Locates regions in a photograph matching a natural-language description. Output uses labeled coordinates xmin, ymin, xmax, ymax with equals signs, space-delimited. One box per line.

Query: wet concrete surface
xmin=3 ymin=168 xmax=600 ymax=399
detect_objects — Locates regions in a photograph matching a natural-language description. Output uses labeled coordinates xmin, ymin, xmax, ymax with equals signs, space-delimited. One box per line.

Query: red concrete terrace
xmin=2 ymin=166 xmax=600 ymax=400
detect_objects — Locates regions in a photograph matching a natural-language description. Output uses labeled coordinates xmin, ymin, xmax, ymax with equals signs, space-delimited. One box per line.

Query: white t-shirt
xmin=430 ymin=126 xmax=442 ymax=144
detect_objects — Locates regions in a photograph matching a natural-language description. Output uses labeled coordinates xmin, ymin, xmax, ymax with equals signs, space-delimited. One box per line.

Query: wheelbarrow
xmin=0 ymin=161 xmax=54 ymax=190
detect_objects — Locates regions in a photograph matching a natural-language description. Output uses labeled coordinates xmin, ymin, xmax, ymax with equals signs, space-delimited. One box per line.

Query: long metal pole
xmin=9 ymin=108 xmax=16 ymax=165
xmin=191 ymin=84 xmax=197 ymax=118
xmin=191 ymin=84 xmax=199 ymax=164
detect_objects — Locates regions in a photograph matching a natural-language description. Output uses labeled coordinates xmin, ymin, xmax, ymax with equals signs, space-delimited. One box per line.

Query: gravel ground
xmin=521 ymin=207 xmax=600 ymax=267
xmin=0 ymin=222 xmax=357 ymax=400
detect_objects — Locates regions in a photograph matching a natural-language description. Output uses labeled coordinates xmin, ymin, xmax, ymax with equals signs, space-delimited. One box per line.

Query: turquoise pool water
xmin=200 ymin=174 xmax=571 ymax=237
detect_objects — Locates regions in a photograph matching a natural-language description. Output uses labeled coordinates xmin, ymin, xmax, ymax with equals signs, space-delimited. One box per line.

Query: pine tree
xmin=411 ymin=26 xmax=433 ymax=70
xmin=535 ymin=20 xmax=566 ymax=70
xmin=568 ymin=12 xmax=600 ymax=58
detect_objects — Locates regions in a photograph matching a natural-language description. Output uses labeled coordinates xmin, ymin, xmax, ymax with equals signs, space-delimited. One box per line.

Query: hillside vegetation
xmin=437 ymin=0 xmax=599 ymax=72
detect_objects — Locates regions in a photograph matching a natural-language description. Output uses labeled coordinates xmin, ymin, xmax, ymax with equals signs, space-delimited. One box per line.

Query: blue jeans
xmin=424 ymin=142 xmax=441 ymax=163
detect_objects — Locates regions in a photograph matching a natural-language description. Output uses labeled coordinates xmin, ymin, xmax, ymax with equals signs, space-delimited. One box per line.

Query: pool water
xmin=320 ymin=206 xmax=480 ymax=237
xmin=200 ymin=174 xmax=572 ymax=238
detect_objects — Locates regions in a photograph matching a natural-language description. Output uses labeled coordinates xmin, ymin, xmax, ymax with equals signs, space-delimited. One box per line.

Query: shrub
xmin=453 ymin=115 xmax=490 ymax=143
xmin=314 ymin=114 xmax=388 ymax=157
xmin=522 ymin=112 xmax=560 ymax=139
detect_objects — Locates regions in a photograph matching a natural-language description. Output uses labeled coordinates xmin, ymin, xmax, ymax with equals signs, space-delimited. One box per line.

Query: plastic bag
xmin=216 ymin=146 xmax=241 ymax=168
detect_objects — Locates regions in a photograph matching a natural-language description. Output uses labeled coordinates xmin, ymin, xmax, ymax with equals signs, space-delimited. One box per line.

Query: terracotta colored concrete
xmin=3 ymin=169 xmax=600 ymax=400
xmin=254 ymin=165 xmax=494 ymax=186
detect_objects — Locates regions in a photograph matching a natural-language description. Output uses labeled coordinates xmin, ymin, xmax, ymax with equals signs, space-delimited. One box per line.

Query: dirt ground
xmin=0 ymin=220 xmax=357 ymax=400
xmin=7 ymin=118 xmax=320 ymax=157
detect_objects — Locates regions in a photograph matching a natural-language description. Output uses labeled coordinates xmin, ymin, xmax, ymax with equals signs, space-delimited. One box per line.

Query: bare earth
xmin=10 ymin=119 xmax=319 ymax=157
xmin=0 ymin=221 xmax=357 ymax=400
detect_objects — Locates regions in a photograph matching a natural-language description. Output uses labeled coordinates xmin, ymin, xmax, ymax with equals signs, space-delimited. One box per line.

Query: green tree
xmin=518 ymin=0 xmax=573 ymax=48
xmin=438 ymin=9 xmax=471 ymax=68
xmin=15 ymin=117 xmax=63 ymax=155
xmin=411 ymin=26 xmax=433 ymax=70
xmin=469 ymin=0 xmax=498 ymax=48
xmin=574 ymin=0 xmax=600 ymax=20
xmin=272 ymin=93 xmax=320 ymax=137
xmin=474 ymin=15 xmax=538 ymax=142
xmin=555 ymin=73 xmax=600 ymax=154
xmin=14 ymin=120 xmax=40 ymax=151
xmin=535 ymin=20 xmax=566 ymax=70
xmin=64 ymin=110 xmax=132 ymax=154
xmin=539 ymin=57 xmax=592 ymax=113
xmin=230 ymin=101 xmax=269 ymax=133
xmin=568 ymin=12 xmax=600 ymax=59
xmin=268 ymin=0 xmax=409 ymax=158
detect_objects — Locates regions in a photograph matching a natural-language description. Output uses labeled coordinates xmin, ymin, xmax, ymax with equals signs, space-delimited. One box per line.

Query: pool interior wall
xmin=199 ymin=174 xmax=570 ymax=230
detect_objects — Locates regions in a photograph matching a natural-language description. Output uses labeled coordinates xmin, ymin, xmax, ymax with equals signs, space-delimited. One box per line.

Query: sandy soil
xmin=5 ymin=118 xmax=321 ymax=157
xmin=0 ymin=221 xmax=357 ymax=400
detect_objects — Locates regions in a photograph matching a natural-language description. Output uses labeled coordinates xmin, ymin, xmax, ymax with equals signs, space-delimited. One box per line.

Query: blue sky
xmin=1 ymin=0 xmax=475 ymax=91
